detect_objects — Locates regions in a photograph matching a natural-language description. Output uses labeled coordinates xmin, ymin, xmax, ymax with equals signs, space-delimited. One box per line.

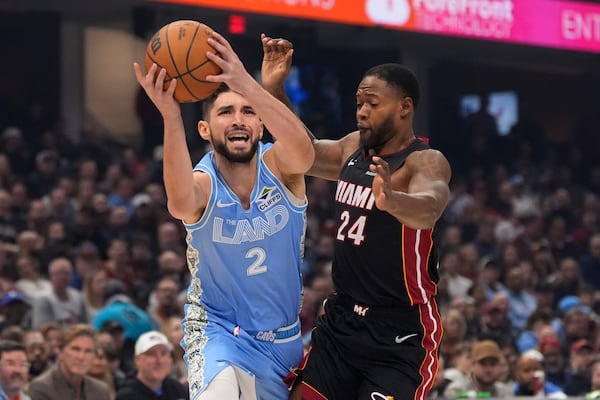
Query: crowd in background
xmin=0 ymin=91 xmax=600 ymax=399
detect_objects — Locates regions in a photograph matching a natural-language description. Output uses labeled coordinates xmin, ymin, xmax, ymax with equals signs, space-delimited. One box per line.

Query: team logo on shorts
xmin=371 ymin=393 xmax=395 ymax=400
xmin=256 ymin=186 xmax=282 ymax=211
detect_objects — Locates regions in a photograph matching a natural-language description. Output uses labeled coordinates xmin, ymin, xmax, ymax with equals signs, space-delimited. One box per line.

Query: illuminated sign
xmin=150 ymin=0 xmax=600 ymax=53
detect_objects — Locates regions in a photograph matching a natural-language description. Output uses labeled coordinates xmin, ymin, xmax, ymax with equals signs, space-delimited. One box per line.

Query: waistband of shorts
xmin=332 ymin=293 xmax=416 ymax=319
xmin=245 ymin=318 xmax=301 ymax=344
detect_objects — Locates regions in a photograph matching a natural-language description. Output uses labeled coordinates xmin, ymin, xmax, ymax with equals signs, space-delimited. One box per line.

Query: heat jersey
xmin=333 ymin=138 xmax=440 ymax=307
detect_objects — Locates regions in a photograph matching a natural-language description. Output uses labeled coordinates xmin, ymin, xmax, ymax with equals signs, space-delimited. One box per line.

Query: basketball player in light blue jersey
xmin=134 ymin=31 xmax=314 ymax=400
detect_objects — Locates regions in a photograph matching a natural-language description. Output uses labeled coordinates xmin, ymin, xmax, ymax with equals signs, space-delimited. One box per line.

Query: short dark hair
xmin=363 ymin=64 xmax=420 ymax=108
xmin=201 ymin=84 xmax=231 ymax=120
xmin=0 ymin=340 xmax=26 ymax=358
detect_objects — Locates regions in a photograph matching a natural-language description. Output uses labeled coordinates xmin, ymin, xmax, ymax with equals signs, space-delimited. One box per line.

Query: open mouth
xmin=227 ymin=131 xmax=250 ymax=142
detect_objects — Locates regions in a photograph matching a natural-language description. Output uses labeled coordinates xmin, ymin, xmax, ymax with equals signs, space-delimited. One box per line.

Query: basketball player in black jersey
xmin=261 ymin=35 xmax=452 ymax=400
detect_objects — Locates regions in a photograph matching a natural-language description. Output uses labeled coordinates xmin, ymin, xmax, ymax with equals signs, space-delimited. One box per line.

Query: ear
xmin=198 ymin=120 xmax=210 ymax=141
xmin=399 ymin=96 xmax=413 ymax=118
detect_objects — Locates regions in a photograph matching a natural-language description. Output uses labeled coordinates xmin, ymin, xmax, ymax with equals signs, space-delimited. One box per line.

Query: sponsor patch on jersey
xmin=256 ymin=186 xmax=282 ymax=211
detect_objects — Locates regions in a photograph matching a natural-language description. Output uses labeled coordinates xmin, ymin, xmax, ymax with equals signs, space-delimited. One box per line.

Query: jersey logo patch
xmin=257 ymin=186 xmax=282 ymax=211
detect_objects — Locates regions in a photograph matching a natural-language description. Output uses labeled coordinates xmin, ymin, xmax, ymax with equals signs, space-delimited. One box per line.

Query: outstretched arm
xmin=261 ymin=34 xmax=356 ymax=181
xmin=205 ymin=32 xmax=314 ymax=178
xmin=133 ymin=63 xmax=208 ymax=222
xmin=370 ymin=149 xmax=451 ymax=229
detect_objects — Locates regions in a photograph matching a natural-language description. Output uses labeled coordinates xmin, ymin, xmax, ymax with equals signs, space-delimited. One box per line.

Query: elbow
xmin=167 ymin=199 xmax=190 ymax=221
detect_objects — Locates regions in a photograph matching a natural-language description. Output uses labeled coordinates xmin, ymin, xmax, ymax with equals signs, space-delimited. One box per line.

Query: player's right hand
xmin=261 ymin=33 xmax=294 ymax=91
xmin=133 ymin=62 xmax=181 ymax=121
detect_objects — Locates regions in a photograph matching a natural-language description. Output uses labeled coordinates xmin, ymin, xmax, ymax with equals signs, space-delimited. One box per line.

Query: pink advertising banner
xmin=151 ymin=0 xmax=600 ymax=53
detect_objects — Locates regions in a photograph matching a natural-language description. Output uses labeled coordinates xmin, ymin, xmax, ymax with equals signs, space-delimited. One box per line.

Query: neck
xmin=137 ymin=373 xmax=162 ymax=391
xmin=59 ymin=363 xmax=83 ymax=388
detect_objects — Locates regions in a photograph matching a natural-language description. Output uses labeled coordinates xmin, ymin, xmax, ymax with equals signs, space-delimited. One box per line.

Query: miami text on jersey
xmin=335 ymin=180 xmax=376 ymax=210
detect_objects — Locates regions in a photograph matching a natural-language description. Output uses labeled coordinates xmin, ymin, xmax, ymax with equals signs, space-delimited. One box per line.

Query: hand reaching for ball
xmin=133 ymin=62 xmax=181 ymax=121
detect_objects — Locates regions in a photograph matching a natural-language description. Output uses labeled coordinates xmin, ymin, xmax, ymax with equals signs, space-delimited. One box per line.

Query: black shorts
xmin=287 ymin=293 xmax=442 ymax=400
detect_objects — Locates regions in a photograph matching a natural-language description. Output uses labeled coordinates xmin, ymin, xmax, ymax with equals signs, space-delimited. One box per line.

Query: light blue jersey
xmin=181 ymin=142 xmax=306 ymax=400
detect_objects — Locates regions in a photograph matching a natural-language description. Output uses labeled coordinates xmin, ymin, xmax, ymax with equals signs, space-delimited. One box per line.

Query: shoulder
xmin=406 ymin=148 xmax=451 ymax=179
xmin=86 ymin=375 xmax=111 ymax=391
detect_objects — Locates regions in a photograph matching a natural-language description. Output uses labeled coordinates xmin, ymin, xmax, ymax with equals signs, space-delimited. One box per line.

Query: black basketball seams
xmin=145 ymin=50 xmax=174 ymax=80
xmin=166 ymin=22 xmax=200 ymax=101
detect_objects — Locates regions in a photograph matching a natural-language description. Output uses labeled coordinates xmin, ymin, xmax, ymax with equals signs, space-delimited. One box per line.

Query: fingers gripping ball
xmin=145 ymin=20 xmax=222 ymax=103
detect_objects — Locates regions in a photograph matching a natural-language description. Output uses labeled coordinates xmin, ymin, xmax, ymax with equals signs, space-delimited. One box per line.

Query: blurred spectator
xmin=27 ymin=150 xmax=60 ymax=199
xmin=146 ymin=276 xmax=181 ymax=331
xmin=160 ymin=316 xmax=187 ymax=386
xmin=39 ymin=322 xmax=63 ymax=365
xmin=31 ymin=257 xmax=89 ymax=329
xmin=440 ymin=250 xmax=472 ymax=301
xmin=115 ymin=331 xmax=188 ymax=400
xmin=14 ymin=255 xmax=52 ymax=304
xmin=22 ymin=330 xmax=49 ymax=379
xmin=83 ymin=269 xmax=107 ymax=320
xmin=513 ymin=350 xmax=567 ymax=398
xmin=0 ymin=189 xmax=23 ymax=245
xmin=443 ymin=342 xmax=471 ymax=390
xmin=87 ymin=345 xmax=116 ymax=400
xmin=539 ymin=334 xmax=567 ymax=388
xmin=476 ymin=293 xmax=513 ymax=347
xmin=444 ymin=340 xmax=512 ymax=398
xmin=580 ymin=233 xmax=600 ymax=291
xmin=71 ymin=241 xmax=103 ymax=290
xmin=0 ymin=292 xmax=31 ymax=332
xmin=28 ymin=323 xmax=111 ymax=400
xmin=504 ymin=265 xmax=538 ymax=332
xmin=440 ymin=309 xmax=468 ymax=366
xmin=549 ymin=257 xmax=584 ymax=307
xmin=516 ymin=308 xmax=555 ymax=353
xmin=0 ymin=340 xmax=31 ymax=400
xmin=585 ymin=359 xmax=600 ymax=399
xmin=563 ymin=339 xmax=595 ymax=396
xmin=478 ymin=258 xmax=507 ymax=301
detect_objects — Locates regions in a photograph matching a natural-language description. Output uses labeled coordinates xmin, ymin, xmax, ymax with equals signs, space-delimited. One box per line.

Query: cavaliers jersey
xmin=333 ymin=138 xmax=440 ymax=307
xmin=181 ymin=142 xmax=305 ymax=399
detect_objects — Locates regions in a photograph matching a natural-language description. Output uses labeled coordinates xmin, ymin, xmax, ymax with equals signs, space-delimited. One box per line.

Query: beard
xmin=359 ymin=115 xmax=395 ymax=151
xmin=212 ymin=135 xmax=259 ymax=163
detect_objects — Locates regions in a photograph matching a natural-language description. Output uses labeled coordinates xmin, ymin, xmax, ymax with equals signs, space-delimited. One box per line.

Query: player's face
xmin=208 ymin=91 xmax=263 ymax=163
xmin=356 ymin=76 xmax=409 ymax=151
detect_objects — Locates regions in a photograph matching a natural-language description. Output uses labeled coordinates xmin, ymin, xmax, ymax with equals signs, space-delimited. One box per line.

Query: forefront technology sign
xmin=151 ymin=0 xmax=600 ymax=53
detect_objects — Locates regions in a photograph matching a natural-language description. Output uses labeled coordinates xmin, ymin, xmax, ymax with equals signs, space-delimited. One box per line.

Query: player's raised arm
xmin=260 ymin=34 xmax=356 ymax=181
xmin=204 ymin=31 xmax=314 ymax=177
xmin=133 ymin=63 xmax=208 ymax=222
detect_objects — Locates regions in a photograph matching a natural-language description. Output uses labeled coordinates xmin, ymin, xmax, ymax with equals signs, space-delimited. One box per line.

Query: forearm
xmin=162 ymin=115 xmax=197 ymax=219
xmin=265 ymin=84 xmax=316 ymax=143
xmin=386 ymin=191 xmax=445 ymax=229
xmin=243 ymin=80 xmax=314 ymax=171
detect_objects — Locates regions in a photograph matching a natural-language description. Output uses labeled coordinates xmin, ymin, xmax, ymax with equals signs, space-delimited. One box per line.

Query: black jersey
xmin=332 ymin=138 xmax=440 ymax=307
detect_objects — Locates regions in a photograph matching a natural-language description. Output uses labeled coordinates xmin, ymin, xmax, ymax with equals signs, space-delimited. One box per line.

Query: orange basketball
xmin=144 ymin=20 xmax=222 ymax=103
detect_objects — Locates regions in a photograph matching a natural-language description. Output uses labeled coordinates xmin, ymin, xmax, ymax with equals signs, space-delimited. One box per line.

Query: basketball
xmin=144 ymin=20 xmax=222 ymax=103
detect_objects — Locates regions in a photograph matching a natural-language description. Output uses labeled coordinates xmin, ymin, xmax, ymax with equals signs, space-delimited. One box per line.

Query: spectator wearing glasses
xmin=0 ymin=340 xmax=31 ymax=400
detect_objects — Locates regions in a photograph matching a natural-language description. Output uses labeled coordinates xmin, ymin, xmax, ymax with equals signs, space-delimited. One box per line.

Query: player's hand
xmin=370 ymin=156 xmax=394 ymax=212
xmin=261 ymin=33 xmax=294 ymax=91
xmin=133 ymin=62 xmax=181 ymax=120
xmin=205 ymin=31 xmax=253 ymax=94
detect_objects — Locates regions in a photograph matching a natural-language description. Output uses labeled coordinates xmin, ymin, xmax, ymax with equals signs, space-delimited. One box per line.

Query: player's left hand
xmin=261 ymin=33 xmax=294 ymax=91
xmin=205 ymin=31 xmax=253 ymax=94
xmin=370 ymin=156 xmax=394 ymax=212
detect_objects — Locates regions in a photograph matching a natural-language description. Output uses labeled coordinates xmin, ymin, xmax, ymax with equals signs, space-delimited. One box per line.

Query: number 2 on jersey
xmin=246 ymin=247 xmax=268 ymax=276
xmin=336 ymin=211 xmax=366 ymax=245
